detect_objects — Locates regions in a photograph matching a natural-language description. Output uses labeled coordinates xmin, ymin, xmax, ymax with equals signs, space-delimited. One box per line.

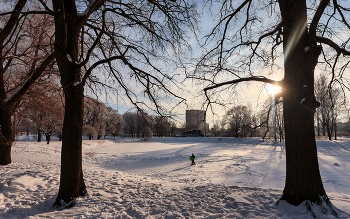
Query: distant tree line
xmin=83 ymin=97 xmax=125 ymax=140
xmin=210 ymin=101 xmax=282 ymax=140
xmin=210 ymin=74 xmax=348 ymax=141
xmin=16 ymin=94 xmax=182 ymax=141
xmin=122 ymin=111 xmax=177 ymax=139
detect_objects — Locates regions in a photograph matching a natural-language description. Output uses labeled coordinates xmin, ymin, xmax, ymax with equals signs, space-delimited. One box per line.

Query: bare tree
xmin=192 ymin=0 xmax=350 ymax=212
xmin=34 ymin=0 xmax=197 ymax=206
xmin=315 ymin=74 xmax=344 ymax=140
xmin=154 ymin=116 xmax=171 ymax=137
xmin=83 ymin=97 xmax=124 ymax=139
xmin=84 ymin=97 xmax=108 ymax=140
xmin=260 ymin=95 xmax=284 ymax=142
xmin=123 ymin=111 xmax=138 ymax=137
xmin=142 ymin=126 xmax=153 ymax=141
xmin=19 ymin=77 xmax=63 ymax=143
xmin=0 ymin=1 xmax=55 ymax=164
xmin=136 ymin=111 xmax=153 ymax=139
xmin=169 ymin=121 xmax=177 ymax=137
xmin=104 ymin=107 xmax=125 ymax=138
xmin=222 ymin=104 xmax=252 ymax=138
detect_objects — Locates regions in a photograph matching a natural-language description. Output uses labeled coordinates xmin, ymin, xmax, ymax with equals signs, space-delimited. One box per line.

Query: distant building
xmin=186 ymin=109 xmax=206 ymax=132
xmin=205 ymin=123 xmax=210 ymax=132
xmin=181 ymin=129 xmax=204 ymax=137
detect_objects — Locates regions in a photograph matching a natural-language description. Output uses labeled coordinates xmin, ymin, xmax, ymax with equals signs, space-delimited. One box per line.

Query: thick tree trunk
xmin=0 ymin=107 xmax=13 ymax=165
xmin=279 ymin=0 xmax=329 ymax=207
xmin=54 ymin=85 xmax=86 ymax=206
xmin=52 ymin=0 xmax=87 ymax=206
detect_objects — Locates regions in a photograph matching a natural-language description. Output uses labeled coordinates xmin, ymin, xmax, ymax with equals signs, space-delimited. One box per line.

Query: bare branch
xmin=316 ymin=36 xmax=350 ymax=55
xmin=309 ymin=0 xmax=330 ymax=46
xmin=218 ymin=0 xmax=252 ymax=67
xmin=0 ymin=0 xmax=27 ymax=44
xmin=38 ymin=0 xmax=54 ymax=14
xmin=80 ymin=55 xmax=123 ymax=87
xmin=204 ymin=76 xmax=282 ymax=92
xmin=5 ymin=53 xmax=55 ymax=107
xmin=0 ymin=10 xmax=54 ymax=17
xmin=333 ymin=0 xmax=350 ymax=30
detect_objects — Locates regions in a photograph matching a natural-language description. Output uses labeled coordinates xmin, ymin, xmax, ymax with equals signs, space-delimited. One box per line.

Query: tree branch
xmin=80 ymin=55 xmax=123 ymax=87
xmin=0 ymin=0 xmax=27 ymax=44
xmin=204 ymin=76 xmax=282 ymax=92
xmin=38 ymin=0 xmax=54 ymax=14
xmin=309 ymin=0 xmax=330 ymax=46
xmin=5 ymin=53 xmax=55 ymax=107
xmin=316 ymin=36 xmax=350 ymax=55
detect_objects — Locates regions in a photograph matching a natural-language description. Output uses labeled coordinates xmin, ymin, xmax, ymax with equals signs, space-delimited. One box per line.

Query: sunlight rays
xmin=284 ymin=19 xmax=308 ymax=62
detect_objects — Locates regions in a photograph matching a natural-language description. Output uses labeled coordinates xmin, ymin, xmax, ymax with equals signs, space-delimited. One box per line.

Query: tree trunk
xmin=0 ymin=107 xmax=13 ymax=165
xmin=52 ymin=0 xmax=86 ymax=206
xmin=326 ymin=122 xmax=332 ymax=140
xmin=46 ymin=133 xmax=51 ymax=144
xmin=37 ymin=128 xmax=42 ymax=142
xmin=317 ymin=112 xmax=320 ymax=136
xmin=279 ymin=0 xmax=329 ymax=206
xmin=54 ymin=84 xmax=86 ymax=207
xmin=322 ymin=121 xmax=326 ymax=136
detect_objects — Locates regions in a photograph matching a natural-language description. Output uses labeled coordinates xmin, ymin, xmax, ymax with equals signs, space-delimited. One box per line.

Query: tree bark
xmin=52 ymin=0 xmax=87 ymax=206
xmin=279 ymin=0 xmax=328 ymax=206
xmin=38 ymin=128 xmax=42 ymax=142
xmin=0 ymin=50 xmax=13 ymax=165
xmin=0 ymin=107 xmax=13 ymax=165
xmin=54 ymin=84 xmax=86 ymax=206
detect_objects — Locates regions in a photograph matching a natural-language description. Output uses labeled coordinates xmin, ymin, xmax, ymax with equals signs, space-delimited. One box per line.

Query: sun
xmin=265 ymin=84 xmax=282 ymax=95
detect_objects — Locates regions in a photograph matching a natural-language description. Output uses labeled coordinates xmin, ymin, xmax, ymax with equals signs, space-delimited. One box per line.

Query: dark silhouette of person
xmin=191 ymin=153 xmax=195 ymax=165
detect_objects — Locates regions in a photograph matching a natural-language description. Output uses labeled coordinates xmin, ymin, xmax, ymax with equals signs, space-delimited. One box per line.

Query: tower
xmin=186 ymin=110 xmax=206 ymax=131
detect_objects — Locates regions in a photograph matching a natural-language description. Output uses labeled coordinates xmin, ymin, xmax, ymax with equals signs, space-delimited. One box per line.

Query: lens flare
xmin=265 ymin=84 xmax=282 ymax=95
xmin=284 ymin=19 xmax=308 ymax=62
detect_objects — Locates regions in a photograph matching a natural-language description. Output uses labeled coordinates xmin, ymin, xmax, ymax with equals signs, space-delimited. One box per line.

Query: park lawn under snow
xmin=1 ymin=136 xmax=350 ymax=218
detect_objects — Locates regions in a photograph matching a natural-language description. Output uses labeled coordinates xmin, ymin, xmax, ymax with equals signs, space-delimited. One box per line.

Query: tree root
xmin=277 ymin=195 xmax=349 ymax=218
xmin=53 ymin=197 xmax=77 ymax=208
xmin=53 ymin=190 xmax=87 ymax=208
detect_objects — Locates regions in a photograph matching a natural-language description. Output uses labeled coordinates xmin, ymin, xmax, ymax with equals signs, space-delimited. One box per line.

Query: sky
xmin=82 ymin=0 xmax=350 ymax=127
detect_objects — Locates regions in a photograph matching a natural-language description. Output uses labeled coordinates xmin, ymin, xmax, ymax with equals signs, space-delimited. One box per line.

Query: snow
xmin=73 ymin=82 xmax=80 ymax=86
xmin=303 ymin=85 xmax=307 ymax=88
xmin=300 ymin=98 xmax=306 ymax=104
xmin=1 ymin=137 xmax=350 ymax=218
xmin=304 ymin=46 xmax=310 ymax=52
xmin=66 ymin=54 xmax=73 ymax=63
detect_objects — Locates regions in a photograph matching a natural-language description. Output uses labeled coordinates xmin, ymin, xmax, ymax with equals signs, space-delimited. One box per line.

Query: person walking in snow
xmin=190 ymin=153 xmax=195 ymax=165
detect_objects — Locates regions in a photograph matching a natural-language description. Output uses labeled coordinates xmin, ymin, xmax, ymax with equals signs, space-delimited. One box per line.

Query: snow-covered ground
xmin=1 ymin=136 xmax=350 ymax=218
